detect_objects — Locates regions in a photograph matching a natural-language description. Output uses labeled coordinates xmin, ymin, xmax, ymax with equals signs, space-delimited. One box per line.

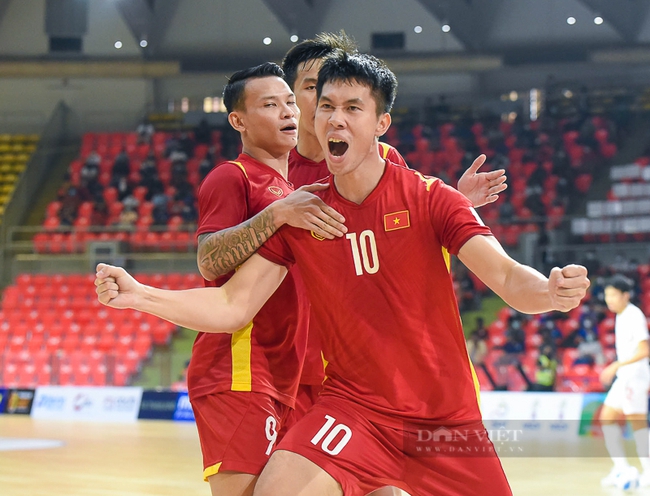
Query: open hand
xmin=458 ymin=154 xmax=507 ymax=208
xmin=275 ymin=183 xmax=347 ymax=239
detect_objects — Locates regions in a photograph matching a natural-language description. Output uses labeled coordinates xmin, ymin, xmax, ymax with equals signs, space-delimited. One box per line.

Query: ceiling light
xmin=441 ymin=24 xmax=451 ymax=33
xmin=263 ymin=37 xmax=272 ymax=45
xmin=594 ymin=16 xmax=603 ymax=25
xmin=140 ymin=39 xmax=148 ymax=48
xmin=567 ymin=16 xmax=576 ymax=25
xmin=414 ymin=25 xmax=423 ymax=34
xmin=114 ymin=41 xmax=122 ymax=49
xmin=290 ymin=34 xmax=299 ymax=43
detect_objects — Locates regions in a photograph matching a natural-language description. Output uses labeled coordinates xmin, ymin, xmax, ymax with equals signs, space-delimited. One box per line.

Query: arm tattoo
xmin=198 ymin=208 xmax=278 ymax=279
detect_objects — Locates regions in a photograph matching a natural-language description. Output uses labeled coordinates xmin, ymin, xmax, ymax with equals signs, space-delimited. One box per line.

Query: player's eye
xmin=305 ymin=85 xmax=316 ymax=91
xmin=264 ymin=102 xmax=277 ymax=107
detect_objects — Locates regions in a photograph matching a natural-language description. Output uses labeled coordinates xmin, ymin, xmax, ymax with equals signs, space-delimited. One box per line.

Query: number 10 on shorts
xmin=310 ymin=415 xmax=353 ymax=456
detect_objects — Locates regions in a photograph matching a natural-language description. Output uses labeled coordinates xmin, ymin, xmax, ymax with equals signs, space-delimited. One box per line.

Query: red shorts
xmin=276 ymin=395 xmax=512 ymax=496
xmin=192 ymin=391 xmax=290 ymax=481
xmin=280 ymin=383 xmax=322 ymax=438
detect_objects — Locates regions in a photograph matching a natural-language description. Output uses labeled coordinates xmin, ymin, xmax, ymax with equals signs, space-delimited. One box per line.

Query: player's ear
xmin=375 ymin=112 xmax=391 ymax=138
xmin=228 ymin=111 xmax=246 ymax=133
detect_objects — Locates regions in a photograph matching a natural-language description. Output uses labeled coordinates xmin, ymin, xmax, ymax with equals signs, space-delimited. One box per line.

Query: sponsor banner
xmin=138 ymin=391 xmax=180 ymax=420
xmin=480 ymin=392 xmax=584 ymax=438
xmin=32 ymin=386 xmax=143 ymax=422
xmin=4 ymin=388 xmax=35 ymax=415
xmin=173 ymin=392 xmax=195 ymax=422
xmin=0 ymin=387 xmax=7 ymax=414
xmin=578 ymin=392 xmax=608 ymax=438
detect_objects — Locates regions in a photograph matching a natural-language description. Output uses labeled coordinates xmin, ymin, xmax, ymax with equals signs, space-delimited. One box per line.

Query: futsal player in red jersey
xmin=188 ymin=62 xmax=347 ymax=496
xmin=280 ymin=32 xmax=509 ymax=440
xmin=95 ymin=52 xmax=589 ymax=495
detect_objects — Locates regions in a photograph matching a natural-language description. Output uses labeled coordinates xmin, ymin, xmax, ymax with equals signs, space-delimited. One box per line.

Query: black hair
xmin=606 ymin=274 xmax=633 ymax=293
xmin=316 ymin=51 xmax=397 ymax=115
xmin=281 ymin=31 xmax=358 ymax=90
xmin=223 ymin=62 xmax=285 ymax=114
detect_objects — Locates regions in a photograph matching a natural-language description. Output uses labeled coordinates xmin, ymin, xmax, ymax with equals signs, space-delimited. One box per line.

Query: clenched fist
xmin=548 ymin=264 xmax=590 ymax=312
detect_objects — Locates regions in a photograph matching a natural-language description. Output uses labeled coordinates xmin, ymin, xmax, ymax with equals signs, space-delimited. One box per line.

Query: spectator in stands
xmin=499 ymin=192 xmax=515 ymax=222
xmin=114 ymin=205 xmax=138 ymax=230
xmin=501 ymin=316 xmax=526 ymax=358
xmin=84 ymin=150 xmax=101 ymax=170
xmin=455 ymin=264 xmax=479 ymax=312
xmin=466 ymin=328 xmax=489 ymax=375
xmin=573 ymin=319 xmax=605 ymax=366
xmin=137 ymin=118 xmax=155 ymax=144
xmin=199 ymin=157 xmax=215 ymax=183
xmin=539 ymin=318 xmax=562 ymax=351
xmin=139 ymin=154 xmax=158 ymax=189
xmin=111 ymin=149 xmax=130 ymax=181
xmin=112 ymin=175 xmax=133 ymax=202
xmin=581 ymin=250 xmax=602 ymax=278
xmin=151 ymin=190 xmax=170 ymax=226
xmin=194 ymin=118 xmax=212 ymax=145
xmin=179 ymin=132 xmax=195 ymax=158
xmin=530 ymin=344 xmax=557 ymax=391
xmin=59 ymin=187 xmax=81 ymax=226
xmin=171 ymin=360 xmax=190 ymax=392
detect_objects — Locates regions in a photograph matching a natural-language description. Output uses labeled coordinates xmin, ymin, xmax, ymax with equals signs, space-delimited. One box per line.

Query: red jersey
xmin=190 ymin=153 xmax=309 ymax=408
xmin=287 ymin=142 xmax=407 ymax=386
xmin=259 ymin=161 xmax=492 ymax=427
xmin=288 ymin=142 xmax=406 ymax=186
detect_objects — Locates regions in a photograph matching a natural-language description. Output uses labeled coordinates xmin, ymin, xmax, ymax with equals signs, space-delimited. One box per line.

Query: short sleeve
xmin=428 ymin=180 xmax=492 ymax=255
xmin=257 ymin=226 xmax=295 ymax=268
xmin=197 ymin=163 xmax=249 ymax=236
xmin=384 ymin=144 xmax=408 ymax=168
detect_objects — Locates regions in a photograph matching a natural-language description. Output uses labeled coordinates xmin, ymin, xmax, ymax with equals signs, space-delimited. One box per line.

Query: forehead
xmin=296 ymin=58 xmax=322 ymax=80
xmin=604 ymin=286 xmax=625 ymax=296
xmin=244 ymin=76 xmax=292 ymax=102
xmin=320 ymin=80 xmax=374 ymax=103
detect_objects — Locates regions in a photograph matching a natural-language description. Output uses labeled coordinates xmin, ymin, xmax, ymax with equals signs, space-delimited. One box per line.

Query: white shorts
xmin=604 ymin=377 xmax=650 ymax=415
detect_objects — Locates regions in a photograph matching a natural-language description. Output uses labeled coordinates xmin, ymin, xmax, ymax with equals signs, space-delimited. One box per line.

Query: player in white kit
xmin=599 ymin=275 xmax=650 ymax=487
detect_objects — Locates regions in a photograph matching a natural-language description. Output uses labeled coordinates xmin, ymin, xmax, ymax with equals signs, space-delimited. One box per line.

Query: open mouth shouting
xmin=329 ymin=138 xmax=349 ymax=157
xmin=281 ymin=124 xmax=298 ymax=135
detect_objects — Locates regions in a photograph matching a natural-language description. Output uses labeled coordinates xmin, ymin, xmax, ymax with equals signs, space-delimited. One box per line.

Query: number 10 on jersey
xmin=346 ymin=231 xmax=379 ymax=276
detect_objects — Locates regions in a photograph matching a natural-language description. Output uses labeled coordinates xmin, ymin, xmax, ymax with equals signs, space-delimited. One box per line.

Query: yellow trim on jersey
xmin=413 ymin=170 xmax=438 ymax=191
xmin=231 ymin=322 xmax=253 ymax=391
xmin=379 ymin=142 xmax=390 ymax=159
xmin=321 ymin=352 xmax=329 ymax=383
xmin=230 ymin=160 xmax=248 ymax=179
xmin=441 ymin=247 xmax=450 ymax=272
xmin=468 ymin=359 xmax=482 ymax=408
xmin=203 ymin=461 xmax=222 ymax=482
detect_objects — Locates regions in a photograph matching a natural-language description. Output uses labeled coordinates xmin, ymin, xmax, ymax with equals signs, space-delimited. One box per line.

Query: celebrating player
xmin=96 ymin=52 xmax=589 ymax=495
xmin=188 ymin=62 xmax=345 ymax=496
xmin=599 ymin=275 xmax=650 ymax=488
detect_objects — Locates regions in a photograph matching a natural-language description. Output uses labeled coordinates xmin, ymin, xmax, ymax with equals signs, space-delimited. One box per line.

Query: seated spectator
xmin=112 ymin=149 xmax=130 ymax=180
xmin=194 ymin=118 xmax=212 ymax=145
xmin=530 ymin=344 xmax=557 ymax=391
xmin=114 ymin=206 xmax=138 ymax=230
xmin=539 ymin=318 xmax=563 ymax=350
xmin=151 ymin=190 xmax=170 ymax=226
xmin=171 ymin=360 xmax=190 ymax=392
xmin=501 ymin=317 xmax=525 ymax=358
xmin=137 ymin=119 xmax=154 ymax=144
xmin=111 ymin=176 xmax=133 ymax=202
xmin=59 ymin=187 xmax=81 ymax=226
xmin=467 ymin=329 xmax=488 ymax=366
xmin=573 ymin=322 xmax=605 ymax=366
xmin=198 ymin=157 xmax=215 ymax=183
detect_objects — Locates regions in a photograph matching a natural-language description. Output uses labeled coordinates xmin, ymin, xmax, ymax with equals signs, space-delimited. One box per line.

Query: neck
xmin=241 ymin=145 xmax=290 ymax=178
xmin=333 ymin=152 xmax=386 ymax=205
xmin=296 ymin=128 xmax=325 ymax=162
